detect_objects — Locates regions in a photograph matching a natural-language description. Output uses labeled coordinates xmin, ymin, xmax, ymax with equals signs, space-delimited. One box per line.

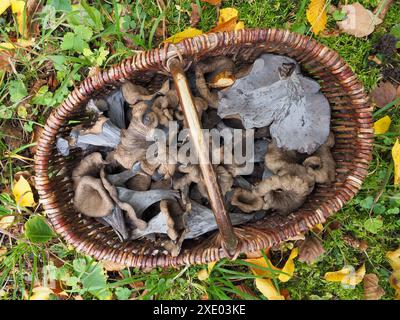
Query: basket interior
xmin=35 ymin=30 xmax=372 ymax=268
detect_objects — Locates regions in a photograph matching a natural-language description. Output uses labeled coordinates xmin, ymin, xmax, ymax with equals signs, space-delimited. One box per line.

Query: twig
xmin=374 ymin=0 xmax=394 ymax=20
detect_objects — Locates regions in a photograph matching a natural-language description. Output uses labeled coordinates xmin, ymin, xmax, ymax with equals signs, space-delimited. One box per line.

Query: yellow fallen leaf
xmin=0 ymin=39 xmax=33 ymax=51
xmin=278 ymin=248 xmax=298 ymax=282
xmin=29 ymin=287 xmax=53 ymax=300
xmin=392 ymin=139 xmax=400 ymax=185
xmin=324 ymin=264 xmax=366 ymax=286
xmin=0 ymin=0 xmax=11 ymax=16
xmin=11 ymin=0 xmax=27 ymax=38
xmin=198 ymin=261 xmax=217 ymax=280
xmin=218 ymin=8 xmax=238 ymax=24
xmin=245 ymin=256 xmax=280 ymax=278
xmin=13 ymin=175 xmax=36 ymax=207
xmin=234 ymin=21 xmax=245 ymax=31
xmin=374 ymin=115 xmax=391 ymax=134
xmin=209 ymin=18 xmax=238 ymax=33
xmin=0 ymin=0 xmax=27 ymax=38
xmin=386 ymin=247 xmax=400 ymax=270
xmin=0 ymin=247 xmax=6 ymax=262
xmin=255 ymin=278 xmax=285 ymax=300
xmin=208 ymin=7 xmax=244 ymax=33
xmin=306 ymin=0 xmax=327 ymax=35
xmin=313 ymin=223 xmax=324 ymax=233
xmin=246 ymin=248 xmax=298 ymax=282
xmin=164 ymin=27 xmax=203 ymax=44
xmin=0 ymin=215 xmax=15 ymax=230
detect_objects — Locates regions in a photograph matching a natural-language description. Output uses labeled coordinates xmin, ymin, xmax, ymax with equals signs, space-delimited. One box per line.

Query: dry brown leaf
xmin=234 ymin=284 xmax=257 ymax=298
xmin=342 ymin=234 xmax=368 ymax=251
xmin=22 ymin=0 xmax=42 ymax=38
xmin=0 ymin=50 xmax=13 ymax=72
xmin=190 ymin=3 xmax=200 ymax=27
xmin=298 ymin=235 xmax=325 ymax=265
xmin=370 ymin=81 xmax=397 ymax=108
xmin=101 ymin=260 xmax=126 ymax=272
xmin=29 ymin=125 xmax=44 ymax=154
xmin=337 ymin=2 xmax=382 ymax=37
xmin=364 ymin=273 xmax=385 ymax=300
xmin=0 ymin=247 xmax=6 ymax=262
xmin=0 ymin=121 xmax=24 ymax=150
xmin=201 ymin=0 xmax=221 ymax=5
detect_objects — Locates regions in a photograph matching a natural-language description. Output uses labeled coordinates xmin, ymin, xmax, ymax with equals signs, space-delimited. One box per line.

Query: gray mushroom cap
xmin=131 ymin=201 xmax=262 ymax=240
xmin=217 ymin=53 xmax=330 ymax=154
xmin=116 ymin=186 xmax=179 ymax=218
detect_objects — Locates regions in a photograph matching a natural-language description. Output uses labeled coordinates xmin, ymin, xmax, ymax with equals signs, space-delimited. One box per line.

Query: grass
xmin=0 ymin=0 xmax=400 ymax=300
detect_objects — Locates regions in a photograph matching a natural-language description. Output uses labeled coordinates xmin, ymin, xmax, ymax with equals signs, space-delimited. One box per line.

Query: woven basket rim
xmin=34 ymin=28 xmax=373 ymax=268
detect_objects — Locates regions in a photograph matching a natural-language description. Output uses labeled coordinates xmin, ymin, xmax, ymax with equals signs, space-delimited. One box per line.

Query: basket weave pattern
xmin=34 ymin=29 xmax=373 ymax=268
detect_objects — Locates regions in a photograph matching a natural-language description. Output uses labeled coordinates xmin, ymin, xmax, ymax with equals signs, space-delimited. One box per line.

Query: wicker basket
xmin=34 ymin=29 xmax=373 ymax=268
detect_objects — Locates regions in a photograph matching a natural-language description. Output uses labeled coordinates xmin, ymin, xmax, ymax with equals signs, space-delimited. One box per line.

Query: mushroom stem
xmin=169 ymin=58 xmax=238 ymax=257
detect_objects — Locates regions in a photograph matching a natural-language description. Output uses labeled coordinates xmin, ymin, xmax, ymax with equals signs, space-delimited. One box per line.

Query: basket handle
xmin=169 ymin=58 xmax=238 ymax=257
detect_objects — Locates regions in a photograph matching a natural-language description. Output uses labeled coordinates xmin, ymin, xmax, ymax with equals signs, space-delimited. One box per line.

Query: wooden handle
xmin=169 ymin=58 xmax=238 ymax=257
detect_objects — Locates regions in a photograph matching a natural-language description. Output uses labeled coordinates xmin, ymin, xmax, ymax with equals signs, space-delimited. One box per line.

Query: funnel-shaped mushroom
xmin=113 ymin=102 xmax=158 ymax=169
xmin=116 ymin=187 xmax=179 ymax=218
xmin=71 ymin=117 xmax=121 ymax=149
xmin=105 ymin=90 xmax=126 ymax=129
xmin=72 ymin=152 xmax=107 ymax=185
xmin=56 ymin=117 xmax=121 ymax=156
xmin=303 ymin=132 xmax=336 ymax=184
xmin=122 ymin=80 xmax=169 ymax=106
xmin=131 ymin=201 xmax=259 ymax=241
xmin=195 ymin=56 xmax=236 ymax=108
xmin=73 ymin=176 xmax=114 ymax=218
xmin=100 ymin=206 xmax=128 ymax=240
xmin=255 ymin=174 xmax=311 ymax=215
xmin=231 ymin=188 xmax=264 ymax=213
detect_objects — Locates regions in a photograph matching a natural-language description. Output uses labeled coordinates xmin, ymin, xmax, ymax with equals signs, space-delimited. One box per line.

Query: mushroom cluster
xmin=56 ymin=53 xmax=335 ymax=256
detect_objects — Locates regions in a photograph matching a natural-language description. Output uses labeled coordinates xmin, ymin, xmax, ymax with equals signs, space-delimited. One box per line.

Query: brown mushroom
xmin=231 ymin=188 xmax=263 ymax=213
xmin=195 ymin=56 xmax=235 ymax=108
xmin=121 ymin=80 xmax=169 ymax=105
xmin=101 ymin=206 xmax=129 ymax=241
xmin=72 ymin=152 xmax=107 ymax=185
xmin=173 ymin=164 xmax=208 ymax=198
xmin=113 ymin=101 xmax=158 ymax=169
xmin=125 ymin=172 xmax=152 ymax=191
xmin=100 ymin=168 xmax=147 ymax=230
xmin=216 ymin=165 xmax=233 ymax=196
xmin=73 ymin=176 xmax=114 ymax=218
xmin=303 ymin=132 xmax=336 ymax=184
xmin=264 ymin=140 xmax=315 ymax=190
xmin=264 ymin=140 xmax=305 ymax=175
xmin=255 ymin=174 xmax=310 ymax=215
xmin=151 ymin=89 xmax=179 ymax=126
